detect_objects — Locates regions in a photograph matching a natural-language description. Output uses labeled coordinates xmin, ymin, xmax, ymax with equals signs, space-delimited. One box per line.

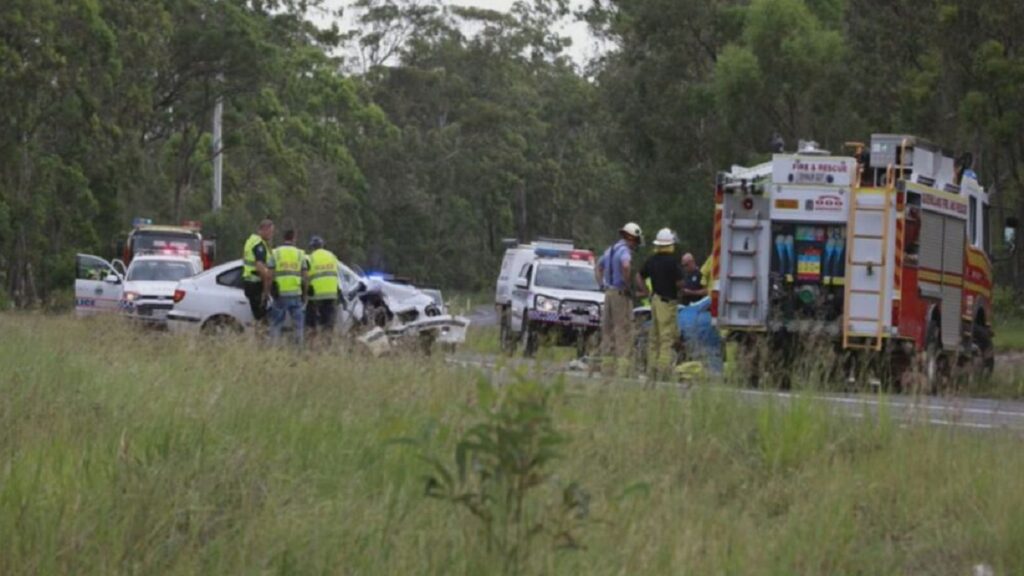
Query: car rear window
xmin=216 ymin=267 xmax=244 ymax=289
xmin=127 ymin=261 xmax=193 ymax=282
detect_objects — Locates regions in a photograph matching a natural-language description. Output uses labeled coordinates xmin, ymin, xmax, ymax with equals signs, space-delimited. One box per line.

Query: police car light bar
xmin=534 ymin=247 xmax=569 ymax=258
xmin=533 ymin=247 xmax=594 ymax=262
xmin=132 ymin=217 xmax=154 ymax=228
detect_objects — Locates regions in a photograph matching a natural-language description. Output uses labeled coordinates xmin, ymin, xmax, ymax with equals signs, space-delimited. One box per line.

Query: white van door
xmin=75 ymin=254 xmax=124 ymax=316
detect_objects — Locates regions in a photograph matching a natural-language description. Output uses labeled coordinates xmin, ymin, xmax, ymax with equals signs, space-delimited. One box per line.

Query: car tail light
xmin=173 ymin=289 xmax=186 ymax=303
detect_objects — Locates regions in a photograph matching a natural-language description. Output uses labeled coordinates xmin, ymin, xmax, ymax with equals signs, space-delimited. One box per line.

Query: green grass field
xmin=3 ymin=315 xmax=1024 ymax=574
xmin=995 ymin=317 xmax=1024 ymax=352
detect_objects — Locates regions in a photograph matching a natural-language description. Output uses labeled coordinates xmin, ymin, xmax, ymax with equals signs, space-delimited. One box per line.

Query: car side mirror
xmin=515 ymin=277 xmax=529 ymax=289
xmin=1005 ymin=217 xmax=1019 ymax=252
xmin=104 ymin=273 xmax=121 ymax=284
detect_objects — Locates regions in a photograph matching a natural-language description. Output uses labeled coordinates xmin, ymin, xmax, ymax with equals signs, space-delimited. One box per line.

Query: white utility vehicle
xmin=167 ymin=260 xmax=469 ymax=347
xmin=495 ymin=239 xmax=602 ymax=357
xmin=74 ymin=253 xmax=201 ymax=326
xmin=120 ymin=255 xmax=203 ymax=325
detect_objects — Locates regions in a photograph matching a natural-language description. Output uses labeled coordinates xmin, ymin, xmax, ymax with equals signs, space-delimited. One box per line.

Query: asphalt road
xmin=466 ymin=304 xmax=498 ymax=327
xmin=446 ymin=353 xmax=1024 ymax=433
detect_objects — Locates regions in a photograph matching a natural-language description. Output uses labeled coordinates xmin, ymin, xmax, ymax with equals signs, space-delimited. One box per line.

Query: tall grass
xmin=2 ymin=314 xmax=1024 ymax=574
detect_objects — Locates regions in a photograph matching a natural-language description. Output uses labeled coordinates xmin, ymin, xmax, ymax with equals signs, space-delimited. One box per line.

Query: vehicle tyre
xmin=499 ymin=307 xmax=517 ymax=356
xmin=974 ymin=319 xmax=995 ymax=377
xmin=923 ymin=322 xmax=946 ymax=395
xmin=734 ymin=333 xmax=764 ymax=388
xmin=575 ymin=329 xmax=589 ymax=359
xmin=522 ymin=319 xmax=538 ymax=358
xmin=202 ymin=315 xmax=243 ymax=336
xmin=885 ymin=344 xmax=913 ymax=393
xmin=956 ymin=317 xmax=995 ymax=390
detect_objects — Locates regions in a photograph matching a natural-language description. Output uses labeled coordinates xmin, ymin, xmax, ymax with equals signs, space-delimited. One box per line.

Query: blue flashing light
xmin=132 ymin=217 xmax=153 ymax=228
xmin=534 ymin=247 xmax=571 ymax=258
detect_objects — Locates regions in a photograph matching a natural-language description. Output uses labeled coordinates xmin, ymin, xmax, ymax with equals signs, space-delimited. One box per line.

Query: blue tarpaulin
xmin=677 ymin=297 xmax=722 ymax=373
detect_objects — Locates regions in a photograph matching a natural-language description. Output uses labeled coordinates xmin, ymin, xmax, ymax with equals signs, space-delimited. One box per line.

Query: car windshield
xmin=534 ymin=264 xmax=599 ymax=291
xmin=127 ymin=261 xmax=194 ymax=282
xmin=339 ymin=264 xmax=361 ymax=291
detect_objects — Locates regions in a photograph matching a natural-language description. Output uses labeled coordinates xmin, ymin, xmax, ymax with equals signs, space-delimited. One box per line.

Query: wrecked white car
xmin=345 ymin=274 xmax=470 ymax=353
xmin=167 ymin=259 xmax=469 ymax=349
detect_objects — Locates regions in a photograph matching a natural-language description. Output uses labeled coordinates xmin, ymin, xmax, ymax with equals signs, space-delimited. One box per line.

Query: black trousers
xmin=306 ymin=299 xmax=337 ymax=330
xmin=244 ymin=281 xmax=267 ymax=321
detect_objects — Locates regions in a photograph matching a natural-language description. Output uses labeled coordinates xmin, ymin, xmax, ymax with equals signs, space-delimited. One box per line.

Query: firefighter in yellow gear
xmin=640 ymin=228 xmax=685 ymax=381
xmin=700 ymin=254 xmax=714 ymax=289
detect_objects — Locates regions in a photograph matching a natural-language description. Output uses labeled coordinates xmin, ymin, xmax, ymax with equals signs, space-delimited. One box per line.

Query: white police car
xmin=495 ymin=240 xmax=603 ymax=357
xmin=74 ymin=253 xmax=200 ymax=325
xmin=120 ymin=255 xmax=203 ymax=325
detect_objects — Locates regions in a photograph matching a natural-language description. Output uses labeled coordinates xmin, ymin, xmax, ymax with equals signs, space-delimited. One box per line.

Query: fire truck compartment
xmin=767 ymin=222 xmax=846 ymax=327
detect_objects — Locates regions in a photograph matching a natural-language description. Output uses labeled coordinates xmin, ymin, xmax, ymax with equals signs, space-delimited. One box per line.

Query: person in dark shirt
xmin=640 ymin=228 xmax=685 ymax=380
xmin=680 ymin=252 xmax=707 ymax=305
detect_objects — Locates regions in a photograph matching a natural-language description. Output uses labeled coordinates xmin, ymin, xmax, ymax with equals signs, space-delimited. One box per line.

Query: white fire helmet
xmin=652 ymin=228 xmax=676 ymax=246
xmin=620 ymin=222 xmax=643 ymax=241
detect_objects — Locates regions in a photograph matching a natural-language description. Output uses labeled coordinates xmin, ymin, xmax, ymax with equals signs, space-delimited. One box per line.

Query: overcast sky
xmin=314 ymin=0 xmax=605 ymax=67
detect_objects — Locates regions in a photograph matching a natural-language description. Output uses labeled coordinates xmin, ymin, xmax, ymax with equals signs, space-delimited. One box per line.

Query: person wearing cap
xmin=641 ymin=229 xmax=685 ymax=380
xmin=595 ymin=222 xmax=647 ymax=378
xmin=305 ymin=235 xmax=341 ymax=342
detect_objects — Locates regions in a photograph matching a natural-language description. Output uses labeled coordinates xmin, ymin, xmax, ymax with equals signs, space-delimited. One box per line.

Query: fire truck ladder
xmin=723 ymin=210 xmax=762 ymax=324
xmin=842 ymin=185 xmax=893 ymax=351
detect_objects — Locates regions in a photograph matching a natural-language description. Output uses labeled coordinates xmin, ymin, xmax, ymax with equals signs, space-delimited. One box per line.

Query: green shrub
xmin=418 ymin=377 xmax=589 ymax=574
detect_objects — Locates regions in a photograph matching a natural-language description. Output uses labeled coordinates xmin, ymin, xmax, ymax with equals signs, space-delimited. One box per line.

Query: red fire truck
xmin=117 ymin=218 xmax=217 ymax=270
xmin=710 ymin=134 xmax=996 ymax=389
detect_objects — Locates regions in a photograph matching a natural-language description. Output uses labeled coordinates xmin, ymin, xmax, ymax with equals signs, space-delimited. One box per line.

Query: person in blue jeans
xmin=269 ymin=229 xmax=309 ymax=348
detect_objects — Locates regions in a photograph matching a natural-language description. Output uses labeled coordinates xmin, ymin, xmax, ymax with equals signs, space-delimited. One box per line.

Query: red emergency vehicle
xmin=710 ymin=135 xmax=994 ymax=388
xmin=118 ymin=218 xmax=217 ymax=270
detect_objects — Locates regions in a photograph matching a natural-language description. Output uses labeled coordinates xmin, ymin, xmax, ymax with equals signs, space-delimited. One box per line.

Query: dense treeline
xmin=2 ymin=0 xmax=1023 ymax=305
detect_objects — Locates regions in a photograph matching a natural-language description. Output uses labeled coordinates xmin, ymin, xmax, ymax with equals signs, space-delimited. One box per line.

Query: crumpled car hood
xmin=363 ymin=278 xmax=435 ymax=314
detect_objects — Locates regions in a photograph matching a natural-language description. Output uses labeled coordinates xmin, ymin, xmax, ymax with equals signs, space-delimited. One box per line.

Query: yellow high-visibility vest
xmin=243 ymin=234 xmax=270 ymax=283
xmin=271 ymin=245 xmax=305 ymax=296
xmin=307 ymin=249 xmax=339 ymax=300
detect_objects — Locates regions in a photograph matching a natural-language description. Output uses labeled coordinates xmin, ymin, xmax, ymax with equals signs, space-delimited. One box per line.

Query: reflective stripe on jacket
xmin=271 ymin=245 xmax=305 ymax=296
xmin=307 ymin=249 xmax=339 ymax=300
xmin=243 ymin=234 xmax=270 ymax=283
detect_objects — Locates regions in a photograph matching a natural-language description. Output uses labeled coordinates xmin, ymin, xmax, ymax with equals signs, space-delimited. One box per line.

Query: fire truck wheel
xmin=923 ymin=324 xmax=946 ymax=394
xmin=734 ymin=334 xmax=766 ymax=388
xmin=886 ymin=347 xmax=914 ymax=393
xmin=974 ymin=320 xmax=995 ymax=376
